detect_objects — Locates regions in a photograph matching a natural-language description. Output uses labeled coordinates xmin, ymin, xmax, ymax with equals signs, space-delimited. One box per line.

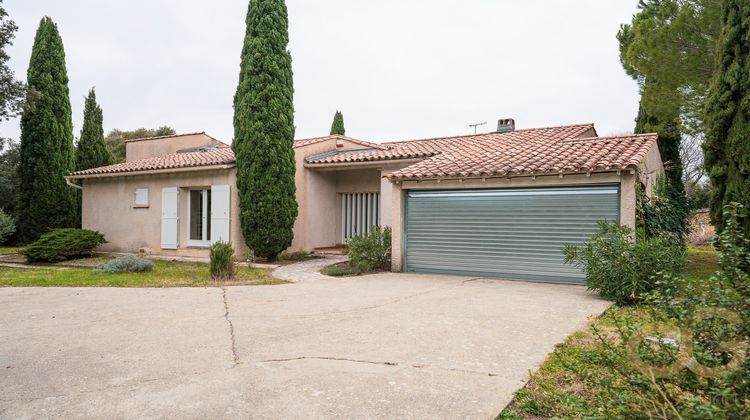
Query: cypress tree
xmin=17 ymin=17 xmax=76 ymax=242
xmin=704 ymin=0 xmax=750 ymax=233
xmin=75 ymin=88 xmax=112 ymax=171
xmin=232 ymin=0 xmax=297 ymax=260
xmin=330 ymin=110 xmax=345 ymax=135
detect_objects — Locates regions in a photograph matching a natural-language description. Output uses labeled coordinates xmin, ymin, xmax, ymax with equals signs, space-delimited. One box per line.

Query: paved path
xmin=0 ymin=267 xmax=609 ymax=419
xmin=272 ymin=255 xmax=347 ymax=282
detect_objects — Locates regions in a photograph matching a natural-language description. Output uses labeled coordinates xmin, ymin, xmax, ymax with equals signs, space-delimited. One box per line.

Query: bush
xmin=347 ymin=226 xmax=392 ymax=273
xmin=93 ymin=255 xmax=153 ymax=274
xmin=23 ymin=228 xmax=106 ymax=262
xmin=0 ymin=209 xmax=15 ymax=244
xmin=563 ymin=221 xmax=686 ymax=305
xmin=592 ymin=204 xmax=750 ymax=417
xmin=210 ymin=240 xmax=235 ymax=281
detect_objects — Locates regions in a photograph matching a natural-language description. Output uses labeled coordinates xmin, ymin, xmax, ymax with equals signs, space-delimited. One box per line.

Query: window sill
xmin=132 ymin=204 xmax=150 ymax=209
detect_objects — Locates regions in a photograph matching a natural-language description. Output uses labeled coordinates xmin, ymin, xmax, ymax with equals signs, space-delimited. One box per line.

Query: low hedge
xmin=23 ymin=228 xmax=106 ymax=262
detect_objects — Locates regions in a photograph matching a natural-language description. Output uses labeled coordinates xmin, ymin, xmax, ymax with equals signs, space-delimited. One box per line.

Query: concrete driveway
xmin=0 ymin=266 xmax=609 ymax=419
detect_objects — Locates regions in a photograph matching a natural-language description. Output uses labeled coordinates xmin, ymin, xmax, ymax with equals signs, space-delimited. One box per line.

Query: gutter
xmin=387 ymin=168 xmax=637 ymax=184
xmin=65 ymin=177 xmax=83 ymax=190
xmin=304 ymin=158 xmax=425 ymax=170
xmin=66 ymin=163 xmax=236 ymax=181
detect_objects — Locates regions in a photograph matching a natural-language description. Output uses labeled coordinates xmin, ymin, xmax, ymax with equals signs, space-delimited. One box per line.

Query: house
xmin=66 ymin=120 xmax=663 ymax=284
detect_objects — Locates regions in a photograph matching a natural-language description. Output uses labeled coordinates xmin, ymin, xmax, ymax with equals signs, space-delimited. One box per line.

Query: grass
xmin=0 ymin=246 xmax=23 ymax=255
xmin=0 ymin=257 xmax=286 ymax=287
xmin=498 ymin=245 xmax=721 ymax=419
xmin=320 ymin=261 xmax=363 ymax=277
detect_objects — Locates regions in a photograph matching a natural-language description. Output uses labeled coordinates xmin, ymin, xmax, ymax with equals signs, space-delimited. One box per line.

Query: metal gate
xmin=404 ymin=185 xmax=620 ymax=283
xmin=342 ymin=192 xmax=380 ymax=242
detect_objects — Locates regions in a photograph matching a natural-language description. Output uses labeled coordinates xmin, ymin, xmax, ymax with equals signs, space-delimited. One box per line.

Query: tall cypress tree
xmin=330 ymin=110 xmax=345 ymax=135
xmin=704 ymin=0 xmax=750 ymax=233
xmin=233 ymin=0 xmax=297 ymax=260
xmin=17 ymin=17 xmax=76 ymax=242
xmin=76 ymin=88 xmax=112 ymax=171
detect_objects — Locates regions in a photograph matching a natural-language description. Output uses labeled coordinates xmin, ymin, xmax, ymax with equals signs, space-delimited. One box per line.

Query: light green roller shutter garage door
xmin=404 ymin=185 xmax=620 ymax=284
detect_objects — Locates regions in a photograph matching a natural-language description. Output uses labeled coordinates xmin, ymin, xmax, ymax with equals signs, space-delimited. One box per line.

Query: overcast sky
xmin=0 ymin=0 xmax=641 ymax=144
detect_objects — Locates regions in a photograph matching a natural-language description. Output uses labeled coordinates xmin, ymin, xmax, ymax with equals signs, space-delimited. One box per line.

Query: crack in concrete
xmin=411 ymin=363 xmax=500 ymax=377
xmin=221 ymin=286 xmax=240 ymax=366
xmin=258 ymin=356 xmax=500 ymax=377
xmin=259 ymin=356 xmax=398 ymax=366
xmin=461 ymin=277 xmax=486 ymax=285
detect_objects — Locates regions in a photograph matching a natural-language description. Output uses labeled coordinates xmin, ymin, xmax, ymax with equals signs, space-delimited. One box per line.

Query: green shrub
xmin=347 ymin=226 xmax=392 ymax=273
xmin=563 ymin=221 xmax=686 ymax=305
xmin=93 ymin=256 xmax=153 ymax=274
xmin=589 ymin=204 xmax=750 ymax=417
xmin=638 ymin=176 xmax=689 ymax=244
xmin=210 ymin=240 xmax=235 ymax=281
xmin=0 ymin=209 xmax=15 ymax=244
xmin=23 ymin=228 xmax=106 ymax=262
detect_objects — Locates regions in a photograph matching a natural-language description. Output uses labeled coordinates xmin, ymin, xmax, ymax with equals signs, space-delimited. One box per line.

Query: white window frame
xmin=188 ymin=188 xmax=211 ymax=247
xmin=134 ymin=188 xmax=149 ymax=208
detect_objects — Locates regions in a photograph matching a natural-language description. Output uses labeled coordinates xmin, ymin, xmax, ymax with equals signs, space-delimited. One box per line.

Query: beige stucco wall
xmin=125 ymin=133 xmax=225 ymax=162
xmin=389 ymin=172 xmax=632 ymax=272
xmin=81 ymin=168 xmax=247 ymax=259
xmin=290 ymin=138 xmax=395 ymax=251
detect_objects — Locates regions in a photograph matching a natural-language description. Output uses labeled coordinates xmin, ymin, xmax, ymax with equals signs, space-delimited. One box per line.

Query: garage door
xmin=404 ymin=185 xmax=620 ymax=284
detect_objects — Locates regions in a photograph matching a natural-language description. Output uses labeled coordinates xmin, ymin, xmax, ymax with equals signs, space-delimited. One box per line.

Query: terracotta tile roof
xmin=386 ymin=134 xmax=658 ymax=181
xmin=305 ymin=124 xmax=595 ymax=164
xmin=69 ymin=145 xmax=235 ymax=177
xmin=294 ymin=135 xmax=386 ymax=150
xmin=124 ymin=131 xmax=228 ymax=146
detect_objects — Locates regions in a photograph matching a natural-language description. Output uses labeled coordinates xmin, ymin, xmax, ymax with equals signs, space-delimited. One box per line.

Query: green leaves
xmin=704 ymin=1 xmax=750 ymax=235
xmin=75 ymin=88 xmax=112 ymax=171
xmin=233 ymin=0 xmax=297 ymax=260
xmin=563 ymin=221 xmax=686 ymax=305
xmin=330 ymin=110 xmax=345 ymax=135
xmin=17 ymin=17 xmax=76 ymax=242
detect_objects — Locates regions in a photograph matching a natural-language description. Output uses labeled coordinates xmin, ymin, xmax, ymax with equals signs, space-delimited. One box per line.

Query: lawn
xmin=497 ymin=245 xmax=721 ymax=419
xmin=0 ymin=257 xmax=286 ymax=287
xmin=0 ymin=246 xmax=23 ymax=255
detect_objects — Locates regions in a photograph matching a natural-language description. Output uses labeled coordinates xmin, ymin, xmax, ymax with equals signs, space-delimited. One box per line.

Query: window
xmin=134 ymin=188 xmax=149 ymax=207
xmin=341 ymin=192 xmax=380 ymax=242
xmin=189 ymin=189 xmax=212 ymax=246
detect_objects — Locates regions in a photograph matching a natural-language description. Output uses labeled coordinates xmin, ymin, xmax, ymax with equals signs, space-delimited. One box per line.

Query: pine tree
xmin=76 ymin=88 xmax=112 ymax=171
xmin=17 ymin=17 xmax=76 ymax=242
xmin=232 ymin=0 xmax=297 ymax=260
xmin=704 ymin=0 xmax=750 ymax=233
xmin=330 ymin=110 xmax=345 ymax=135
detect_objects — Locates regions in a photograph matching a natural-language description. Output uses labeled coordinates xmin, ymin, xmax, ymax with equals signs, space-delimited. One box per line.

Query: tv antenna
xmin=468 ymin=121 xmax=487 ymax=134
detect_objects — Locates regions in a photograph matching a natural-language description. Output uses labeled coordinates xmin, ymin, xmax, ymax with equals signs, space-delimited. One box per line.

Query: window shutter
xmin=161 ymin=187 xmax=179 ymax=249
xmin=210 ymin=185 xmax=231 ymax=244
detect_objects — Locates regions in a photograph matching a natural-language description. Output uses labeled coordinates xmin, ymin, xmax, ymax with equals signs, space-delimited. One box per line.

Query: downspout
xmin=64 ymin=176 xmax=83 ymax=190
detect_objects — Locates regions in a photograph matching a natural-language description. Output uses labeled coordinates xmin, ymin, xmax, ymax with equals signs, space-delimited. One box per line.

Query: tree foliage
xmin=232 ymin=0 xmax=297 ymax=260
xmin=17 ymin=17 xmax=76 ymax=243
xmin=104 ymin=126 xmax=176 ymax=163
xmin=703 ymin=0 xmax=750 ymax=234
xmin=0 ymin=0 xmax=25 ymax=121
xmin=75 ymin=88 xmax=112 ymax=171
xmin=618 ymin=0 xmax=722 ymax=137
xmin=330 ymin=110 xmax=345 ymax=135
xmin=0 ymin=138 xmax=19 ymax=216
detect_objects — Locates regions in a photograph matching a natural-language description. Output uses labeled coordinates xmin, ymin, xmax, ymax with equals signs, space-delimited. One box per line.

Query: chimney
xmin=496 ymin=118 xmax=515 ymax=133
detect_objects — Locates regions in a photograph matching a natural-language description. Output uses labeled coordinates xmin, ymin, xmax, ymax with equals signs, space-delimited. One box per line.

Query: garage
xmin=404 ymin=185 xmax=620 ymax=284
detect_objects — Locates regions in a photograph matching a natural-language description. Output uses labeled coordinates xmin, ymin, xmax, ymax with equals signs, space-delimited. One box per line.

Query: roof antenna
xmin=468 ymin=121 xmax=487 ymax=134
